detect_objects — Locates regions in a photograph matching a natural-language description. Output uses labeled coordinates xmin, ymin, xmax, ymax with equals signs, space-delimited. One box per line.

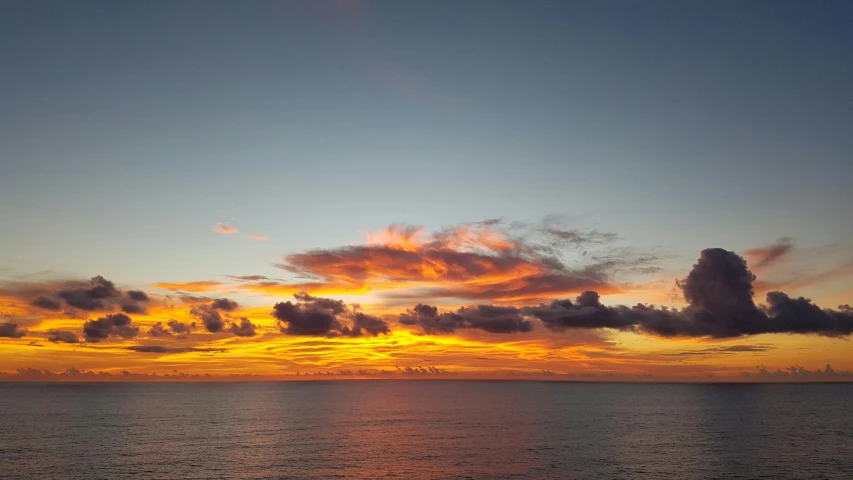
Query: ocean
xmin=1 ymin=381 xmax=851 ymax=479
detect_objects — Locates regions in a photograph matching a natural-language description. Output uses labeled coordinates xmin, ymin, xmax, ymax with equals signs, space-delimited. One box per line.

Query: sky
xmin=1 ymin=0 xmax=852 ymax=381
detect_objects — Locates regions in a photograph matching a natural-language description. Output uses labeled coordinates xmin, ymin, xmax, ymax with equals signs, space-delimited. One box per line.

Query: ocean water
xmin=1 ymin=381 xmax=851 ymax=479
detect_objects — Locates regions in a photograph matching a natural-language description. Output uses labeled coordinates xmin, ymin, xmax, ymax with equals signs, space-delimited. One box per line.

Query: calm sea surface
xmin=1 ymin=381 xmax=851 ymax=479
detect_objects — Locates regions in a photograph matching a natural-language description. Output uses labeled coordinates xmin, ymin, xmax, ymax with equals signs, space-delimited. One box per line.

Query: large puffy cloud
xmin=399 ymin=304 xmax=532 ymax=334
xmin=83 ymin=313 xmax=139 ymax=342
xmin=272 ymin=292 xmax=390 ymax=337
xmin=0 ymin=322 xmax=26 ymax=338
xmin=526 ymin=248 xmax=853 ymax=338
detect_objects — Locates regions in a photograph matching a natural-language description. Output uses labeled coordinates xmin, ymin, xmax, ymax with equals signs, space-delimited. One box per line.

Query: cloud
xmin=212 ymin=223 xmax=238 ymax=234
xmin=525 ymin=248 xmax=853 ymax=338
xmin=155 ymin=281 xmax=224 ymax=293
xmin=0 ymin=322 xmax=26 ymax=338
xmin=271 ymin=292 xmax=391 ymax=337
xmin=399 ymin=304 xmax=532 ymax=334
xmin=83 ymin=313 xmax=139 ymax=342
xmin=228 ymin=317 xmax=257 ymax=337
xmin=188 ymin=297 xmax=240 ymax=333
xmin=125 ymin=346 xmax=228 ymax=354
xmin=167 ymin=320 xmax=195 ymax=335
xmin=211 ymin=298 xmax=239 ymax=311
xmin=47 ymin=330 xmax=80 ymax=343
xmin=744 ymin=364 xmax=853 ymax=380
xmin=744 ymin=238 xmax=794 ymax=269
xmin=3 ymin=276 xmax=151 ymax=315
xmin=246 ymin=234 xmax=270 ymax=241
xmin=225 ymin=275 xmax=270 ymax=282
xmin=30 ymin=296 xmax=61 ymax=311
xmin=662 ymin=344 xmax=774 ymax=357
xmin=270 ymin=220 xmax=652 ymax=304
xmin=148 ymin=322 xmax=172 ymax=337
xmin=127 ymin=290 xmax=149 ymax=302
xmin=190 ymin=305 xmax=224 ymax=333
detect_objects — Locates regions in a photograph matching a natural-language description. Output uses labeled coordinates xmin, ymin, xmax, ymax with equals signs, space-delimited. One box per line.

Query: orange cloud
xmin=246 ymin=233 xmax=270 ymax=241
xmin=212 ymin=223 xmax=238 ymax=234
xmin=271 ymin=220 xmax=649 ymax=304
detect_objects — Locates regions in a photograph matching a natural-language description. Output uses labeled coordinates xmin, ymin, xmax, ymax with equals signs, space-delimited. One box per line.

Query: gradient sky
xmin=2 ymin=1 xmax=852 ymax=380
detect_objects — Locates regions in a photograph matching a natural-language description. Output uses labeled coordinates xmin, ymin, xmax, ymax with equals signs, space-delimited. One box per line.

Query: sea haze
xmin=1 ymin=382 xmax=851 ymax=479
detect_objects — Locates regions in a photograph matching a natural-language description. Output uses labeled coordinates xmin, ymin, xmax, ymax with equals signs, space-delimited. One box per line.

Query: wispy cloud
xmin=744 ymin=237 xmax=794 ymax=269
xmin=212 ymin=223 xmax=238 ymax=234
xmin=246 ymin=234 xmax=270 ymax=241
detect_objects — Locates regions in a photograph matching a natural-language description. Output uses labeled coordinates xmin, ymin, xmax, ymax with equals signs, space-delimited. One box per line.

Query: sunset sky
xmin=2 ymin=1 xmax=852 ymax=380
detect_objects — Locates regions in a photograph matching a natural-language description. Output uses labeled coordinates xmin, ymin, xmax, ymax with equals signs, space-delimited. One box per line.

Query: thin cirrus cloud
xmin=246 ymin=234 xmax=270 ymax=241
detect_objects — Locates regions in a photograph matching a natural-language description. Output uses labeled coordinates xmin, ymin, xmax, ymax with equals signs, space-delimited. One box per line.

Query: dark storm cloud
xmin=82 ymin=313 xmax=139 ymax=342
xmin=30 ymin=296 xmax=62 ymax=311
xmin=745 ymin=237 xmax=794 ymax=269
xmin=125 ymin=346 xmax=228 ymax=354
xmin=47 ymin=330 xmax=79 ymax=343
xmin=526 ymin=248 xmax=853 ymax=338
xmin=271 ymin=292 xmax=391 ymax=337
xmin=0 ymin=322 xmax=26 ymax=338
xmin=228 ymin=317 xmax=257 ymax=337
xmin=399 ymin=304 xmax=532 ymax=334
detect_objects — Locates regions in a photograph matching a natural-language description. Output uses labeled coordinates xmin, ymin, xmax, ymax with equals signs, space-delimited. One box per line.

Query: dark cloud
xmin=190 ymin=304 xmax=225 ymax=333
xmin=148 ymin=322 xmax=172 ymax=337
xmin=745 ymin=237 xmax=794 ymax=268
xmin=764 ymin=291 xmax=853 ymax=337
xmin=82 ymin=313 xmax=139 ymax=342
xmin=662 ymin=344 xmax=774 ymax=357
xmin=125 ymin=346 xmax=228 ymax=353
xmin=399 ymin=304 xmax=532 ymax=334
xmin=526 ymin=248 xmax=853 ymax=338
xmin=271 ymin=292 xmax=391 ymax=337
xmin=4 ymin=276 xmax=152 ymax=315
xmin=188 ymin=297 xmax=238 ymax=332
xmin=47 ymin=330 xmax=79 ymax=343
xmin=121 ymin=303 xmax=147 ymax=314
xmin=744 ymin=364 xmax=853 ymax=380
xmin=30 ymin=296 xmax=62 ymax=311
xmin=228 ymin=317 xmax=257 ymax=337
xmin=211 ymin=298 xmax=239 ymax=311
xmin=168 ymin=320 xmax=194 ymax=335
xmin=58 ymin=275 xmax=121 ymax=311
xmin=127 ymin=290 xmax=150 ymax=302
xmin=0 ymin=322 xmax=26 ymax=338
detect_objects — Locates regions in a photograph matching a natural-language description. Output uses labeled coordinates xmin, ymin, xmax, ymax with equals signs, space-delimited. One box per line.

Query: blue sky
xmin=1 ymin=0 xmax=851 ymax=295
